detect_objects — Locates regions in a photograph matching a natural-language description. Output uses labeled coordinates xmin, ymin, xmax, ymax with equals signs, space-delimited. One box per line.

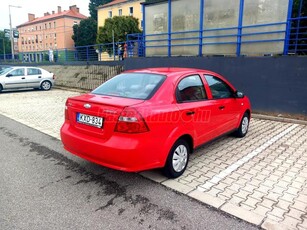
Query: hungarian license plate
xmin=77 ymin=113 xmax=103 ymax=128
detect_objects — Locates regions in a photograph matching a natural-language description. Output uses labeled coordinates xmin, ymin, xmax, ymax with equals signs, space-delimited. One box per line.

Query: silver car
xmin=0 ymin=66 xmax=55 ymax=92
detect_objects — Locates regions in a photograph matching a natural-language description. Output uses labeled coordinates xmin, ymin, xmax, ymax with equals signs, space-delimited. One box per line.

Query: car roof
xmin=124 ymin=67 xmax=219 ymax=78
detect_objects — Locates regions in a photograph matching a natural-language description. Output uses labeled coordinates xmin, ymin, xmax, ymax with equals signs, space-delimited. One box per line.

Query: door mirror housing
xmin=6 ymin=73 xmax=13 ymax=77
xmin=235 ymin=91 xmax=244 ymax=98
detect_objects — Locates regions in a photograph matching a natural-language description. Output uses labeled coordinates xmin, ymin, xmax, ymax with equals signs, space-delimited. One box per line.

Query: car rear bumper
xmin=60 ymin=123 xmax=163 ymax=172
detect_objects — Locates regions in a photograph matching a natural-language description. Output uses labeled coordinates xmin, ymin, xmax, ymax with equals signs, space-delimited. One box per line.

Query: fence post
xmin=236 ymin=0 xmax=244 ymax=57
xmin=142 ymin=4 xmax=146 ymax=57
xmin=168 ymin=0 xmax=172 ymax=57
xmin=199 ymin=0 xmax=204 ymax=56
xmin=284 ymin=0 xmax=295 ymax=55
xmin=86 ymin=46 xmax=89 ymax=62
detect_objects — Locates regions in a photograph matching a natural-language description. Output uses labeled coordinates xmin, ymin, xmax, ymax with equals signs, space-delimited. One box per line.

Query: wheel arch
xmin=40 ymin=79 xmax=53 ymax=86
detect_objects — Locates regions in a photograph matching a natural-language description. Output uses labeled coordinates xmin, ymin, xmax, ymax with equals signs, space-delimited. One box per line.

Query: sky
xmin=0 ymin=0 xmax=90 ymax=30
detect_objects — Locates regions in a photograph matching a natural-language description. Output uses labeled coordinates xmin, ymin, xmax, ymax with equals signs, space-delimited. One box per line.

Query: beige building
xmin=97 ymin=0 xmax=144 ymax=29
xmin=17 ymin=5 xmax=87 ymax=62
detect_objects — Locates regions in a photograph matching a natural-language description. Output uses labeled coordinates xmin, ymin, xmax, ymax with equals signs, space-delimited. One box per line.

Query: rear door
xmin=26 ymin=68 xmax=43 ymax=88
xmin=203 ymin=74 xmax=242 ymax=134
xmin=175 ymin=74 xmax=220 ymax=146
xmin=4 ymin=68 xmax=27 ymax=89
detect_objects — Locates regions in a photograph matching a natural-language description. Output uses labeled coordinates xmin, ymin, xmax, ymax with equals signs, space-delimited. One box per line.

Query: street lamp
xmin=9 ymin=5 xmax=22 ymax=61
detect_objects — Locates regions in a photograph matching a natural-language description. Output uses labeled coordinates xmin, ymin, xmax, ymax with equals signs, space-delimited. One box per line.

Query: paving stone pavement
xmin=0 ymin=89 xmax=306 ymax=230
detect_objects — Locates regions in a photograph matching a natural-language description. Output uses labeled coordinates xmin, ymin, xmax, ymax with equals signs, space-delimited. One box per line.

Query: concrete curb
xmin=252 ymin=114 xmax=307 ymax=125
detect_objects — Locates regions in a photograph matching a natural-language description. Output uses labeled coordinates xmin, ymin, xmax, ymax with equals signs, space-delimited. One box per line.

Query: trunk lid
xmin=66 ymin=93 xmax=145 ymax=139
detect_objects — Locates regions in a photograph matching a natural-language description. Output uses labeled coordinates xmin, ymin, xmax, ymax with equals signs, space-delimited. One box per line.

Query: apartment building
xmin=17 ymin=5 xmax=87 ymax=62
xmin=97 ymin=0 xmax=144 ymax=29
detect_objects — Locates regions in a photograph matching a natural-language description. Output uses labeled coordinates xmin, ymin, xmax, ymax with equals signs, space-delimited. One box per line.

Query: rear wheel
xmin=40 ymin=81 xmax=51 ymax=91
xmin=163 ymin=139 xmax=190 ymax=178
xmin=234 ymin=112 xmax=250 ymax=138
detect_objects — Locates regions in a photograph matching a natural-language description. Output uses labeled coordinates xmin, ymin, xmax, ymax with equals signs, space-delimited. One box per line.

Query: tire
xmin=40 ymin=81 xmax=52 ymax=91
xmin=234 ymin=112 xmax=250 ymax=138
xmin=163 ymin=139 xmax=190 ymax=178
xmin=0 ymin=84 xmax=3 ymax=93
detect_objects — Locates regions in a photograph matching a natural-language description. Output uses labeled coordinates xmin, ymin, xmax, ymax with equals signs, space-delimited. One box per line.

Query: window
xmin=54 ymin=21 xmax=56 ymax=29
xmin=204 ymin=75 xmax=234 ymax=99
xmin=108 ymin=11 xmax=112 ymax=18
xmin=9 ymin=68 xmax=25 ymax=77
xmin=27 ymin=68 xmax=42 ymax=75
xmin=129 ymin=7 xmax=133 ymax=16
xmin=45 ymin=23 xmax=47 ymax=29
xmin=176 ymin=75 xmax=207 ymax=102
xmin=73 ymin=21 xmax=78 ymax=25
xmin=92 ymin=73 xmax=166 ymax=100
xmin=49 ymin=23 xmax=51 ymax=29
xmin=118 ymin=9 xmax=122 ymax=16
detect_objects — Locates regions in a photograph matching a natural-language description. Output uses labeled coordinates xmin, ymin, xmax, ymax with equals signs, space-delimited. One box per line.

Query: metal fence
xmin=142 ymin=0 xmax=307 ymax=57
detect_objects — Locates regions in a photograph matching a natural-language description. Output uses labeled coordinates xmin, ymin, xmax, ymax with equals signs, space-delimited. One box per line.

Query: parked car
xmin=0 ymin=66 xmax=55 ymax=92
xmin=61 ymin=68 xmax=251 ymax=178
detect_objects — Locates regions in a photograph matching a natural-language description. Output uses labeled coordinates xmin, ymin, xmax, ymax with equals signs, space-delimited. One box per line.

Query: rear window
xmin=92 ymin=73 xmax=166 ymax=100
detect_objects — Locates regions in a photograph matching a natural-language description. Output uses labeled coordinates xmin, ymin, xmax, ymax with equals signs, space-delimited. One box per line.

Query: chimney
xmin=52 ymin=11 xmax=55 ymax=14
xmin=44 ymin=12 xmax=50 ymax=16
xmin=57 ymin=6 xmax=61 ymax=13
xmin=69 ymin=5 xmax=79 ymax=13
xmin=28 ymin=13 xmax=35 ymax=22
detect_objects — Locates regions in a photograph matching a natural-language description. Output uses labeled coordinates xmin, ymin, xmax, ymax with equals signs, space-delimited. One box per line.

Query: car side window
xmin=27 ymin=68 xmax=42 ymax=75
xmin=204 ymin=75 xmax=234 ymax=99
xmin=176 ymin=75 xmax=207 ymax=102
xmin=9 ymin=68 xmax=25 ymax=77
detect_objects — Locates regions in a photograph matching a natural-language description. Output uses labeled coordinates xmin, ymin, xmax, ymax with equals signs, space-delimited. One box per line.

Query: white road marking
xmin=198 ymin=124 xmax=299 ymax=192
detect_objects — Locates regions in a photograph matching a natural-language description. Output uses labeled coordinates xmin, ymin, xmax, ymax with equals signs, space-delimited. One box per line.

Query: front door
xmin=4 ymin=68 xmax=27 ymax=89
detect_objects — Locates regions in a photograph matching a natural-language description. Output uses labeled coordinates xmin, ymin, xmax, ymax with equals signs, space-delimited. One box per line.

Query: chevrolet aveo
xmin=61 ymin=68 xmax=251 ymax=178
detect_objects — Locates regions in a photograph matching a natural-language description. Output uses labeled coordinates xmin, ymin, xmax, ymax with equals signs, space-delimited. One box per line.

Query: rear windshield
xmin=92 ymin=73 xmax=166 ymax=100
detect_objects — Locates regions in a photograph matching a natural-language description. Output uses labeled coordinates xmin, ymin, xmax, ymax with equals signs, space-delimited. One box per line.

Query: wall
xmin=40 ymin=64 xmax=123 ymax=90
xmin=124 ymin=56 xmax=307 ymax=115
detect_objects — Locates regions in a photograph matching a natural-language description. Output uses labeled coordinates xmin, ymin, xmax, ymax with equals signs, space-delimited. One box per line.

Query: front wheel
xmin=163 ymin=139 xmax=190 ymax=178
xmin=234 ymin=112 xmax=250 ymax=138
xmin=0 ymin=84 xmax=3 ymax=93
xmin=40 ymin=81 xmax=51 ymax=91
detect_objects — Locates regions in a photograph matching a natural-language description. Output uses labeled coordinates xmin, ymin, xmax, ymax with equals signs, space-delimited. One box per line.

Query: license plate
xmin=77 ymin=113 xmax=103 ymax=128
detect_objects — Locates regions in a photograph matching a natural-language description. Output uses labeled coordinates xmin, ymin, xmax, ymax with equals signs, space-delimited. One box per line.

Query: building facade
xmin=97 ymin=0 xmax=144 ymax=29
xmin=17 ymin=5 xmax=87 ymax=62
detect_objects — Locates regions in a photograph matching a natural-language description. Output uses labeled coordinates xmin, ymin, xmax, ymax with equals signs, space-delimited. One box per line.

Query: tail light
xmin=65 ymin=100 xmax=69 ymax=121
xmin=115 ymin=107 xmax=149 ymax=133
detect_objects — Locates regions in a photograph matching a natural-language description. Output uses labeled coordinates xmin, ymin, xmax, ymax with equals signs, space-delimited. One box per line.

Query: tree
xmin=72 ymin=18 xmax=98 ymax=46
xmin=97 ymin=16 xmax=141 ymax=44
xmin=0 ymin=30 xmax=11 ymax=59
xmin=89 ymin=0 xmax=112 ymax=21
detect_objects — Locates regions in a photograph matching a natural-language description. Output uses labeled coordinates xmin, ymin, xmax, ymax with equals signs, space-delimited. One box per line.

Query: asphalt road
xmin=0 ymin=114 xmax=259 ymax=230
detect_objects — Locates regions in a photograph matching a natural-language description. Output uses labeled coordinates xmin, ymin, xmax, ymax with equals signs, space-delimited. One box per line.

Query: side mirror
xmin=6 ymin=74 xmax=13 ymax=77
xmin=235 ymin=91 xmax=244 ymax=98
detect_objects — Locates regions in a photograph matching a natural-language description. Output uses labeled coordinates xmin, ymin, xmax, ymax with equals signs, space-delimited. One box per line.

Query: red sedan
xmin=60 ymin=68 xmax=251 ymax=178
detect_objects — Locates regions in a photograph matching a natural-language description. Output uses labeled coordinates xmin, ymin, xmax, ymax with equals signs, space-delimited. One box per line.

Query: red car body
xmin=60 ymin=68 xmax=251 ymax=177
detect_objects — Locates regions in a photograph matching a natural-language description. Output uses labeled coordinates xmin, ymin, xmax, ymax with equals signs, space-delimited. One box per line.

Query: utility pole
xmin=9 ymin=5 xmax=21 ymax=61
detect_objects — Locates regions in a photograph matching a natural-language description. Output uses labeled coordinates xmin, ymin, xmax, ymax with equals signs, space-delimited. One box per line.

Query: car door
xmin=175 ymin=74 xmax=220 ymax=147
xmin=203 ymin=74 xmax=242 ymax=134
xmin=26 ymin=68 xmax=42 ymax=88
xmin=4 ymin=68 xmax=27 ymax=89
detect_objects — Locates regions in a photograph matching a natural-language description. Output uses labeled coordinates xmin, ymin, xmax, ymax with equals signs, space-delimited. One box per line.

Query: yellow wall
xmin=97 ymin=0 xmax=144 ymax=29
